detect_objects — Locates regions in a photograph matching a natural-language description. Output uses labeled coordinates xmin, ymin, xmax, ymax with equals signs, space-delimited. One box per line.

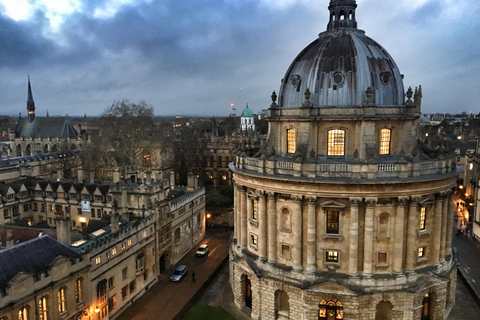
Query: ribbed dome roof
xmin=278 ymin=0 xmax=404 ymax=108
xmin=241 ymin=104 xmax=253 ymax=117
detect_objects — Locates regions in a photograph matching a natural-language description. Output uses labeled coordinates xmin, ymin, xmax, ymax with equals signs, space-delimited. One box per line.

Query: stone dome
xmin=278 ymin=0 xmax=404 ymax=108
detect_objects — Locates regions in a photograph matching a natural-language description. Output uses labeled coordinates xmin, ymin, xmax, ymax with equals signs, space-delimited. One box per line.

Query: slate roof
xmin=15 ymin=117 xmax=78 ymax=139
xmin=0 ymin=235 xmax=81 ymax=290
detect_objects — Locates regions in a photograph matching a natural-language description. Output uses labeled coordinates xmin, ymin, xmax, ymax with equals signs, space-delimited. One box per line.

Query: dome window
xmin=380 ymin=72 xmax=390 ymax=85
xmin=290 ymin=75 xmax=301 ymax=91
xmin=332 ymin=72 xmax=345 ymax=87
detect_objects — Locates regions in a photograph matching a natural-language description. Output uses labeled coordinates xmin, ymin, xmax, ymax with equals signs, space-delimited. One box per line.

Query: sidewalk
xmin=452 ymin=226 xmax=480 ymax=307
xmin=114 ymin=228 xmax=231 ymax=320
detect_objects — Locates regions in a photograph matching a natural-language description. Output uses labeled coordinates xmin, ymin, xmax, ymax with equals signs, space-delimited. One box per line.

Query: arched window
xmin=318 ymin=299 xmax=343 ymax=319
xmin=421 ymin=293 xmax=431 ymax=320
xmin=75 ymin=278 xmax=83 ymax=303
xmin=38 ymin=296 xmax=48 ymax=320
xmin=379 ymin=128 xmax=391 ymax=155
xmin=97 ymin=279 xmax=107 ymax=305
xmin=327 ymin=129 xmax=345 ymax=156
xmin=57 ymin=287 xmax=66 ymax=313
xmin=377 ymin=212 xmax=390 ymax=237
xmin=275 ymin=290 xmax=289 ymax=320
xmin=16 ymin=144 xmax=22 ymax=157
xmin=281 ymin=207 xmax=291 ymax=231
xmin=43 ymin=144 xmax=49 ymax=153
xmin=18 ymin=306 xmax=28 ymax=320
xmin=375 ymin=301 xmax=393 ymax=320
xmin=25 ymin=144 xmax=31 ymax=156
xmin=51 ymin=144 xmax=58 ymax=153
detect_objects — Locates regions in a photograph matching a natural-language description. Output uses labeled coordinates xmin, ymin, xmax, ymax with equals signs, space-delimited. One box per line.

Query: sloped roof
xmin=15 ymin=117 xmax=78 ymax=139
xmin=0 ymin=235 xmax=81 ymax=290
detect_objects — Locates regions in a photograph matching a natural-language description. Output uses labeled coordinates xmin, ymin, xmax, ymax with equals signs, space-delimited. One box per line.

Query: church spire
xmin=327 ymin=0 xmax=358 ymax=31
xmin=27 ymin=75 xmax=35 ymax=122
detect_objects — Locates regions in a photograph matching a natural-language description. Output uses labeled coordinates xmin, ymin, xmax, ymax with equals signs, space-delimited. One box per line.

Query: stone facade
xmin=229 ymin=1 xmax=459 ymax=319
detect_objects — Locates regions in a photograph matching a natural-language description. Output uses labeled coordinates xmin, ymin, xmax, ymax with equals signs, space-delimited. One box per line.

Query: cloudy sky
xmin=0 ymin=0 xmax=479 ymax=117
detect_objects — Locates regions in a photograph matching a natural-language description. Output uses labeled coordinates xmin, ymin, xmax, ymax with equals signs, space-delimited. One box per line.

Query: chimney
xmin=111 ymin=213 xmax=120 ymax=234
xmin=55 ymin=217 xmax=71 ymax=246
xmin=170 ymin=171 xmax=175 ymax=189
xmin=187 ymin=172 xmax=195 ymax=191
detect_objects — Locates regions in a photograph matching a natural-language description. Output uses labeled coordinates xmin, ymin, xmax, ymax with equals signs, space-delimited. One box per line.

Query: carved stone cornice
xmin=397 ymin=197 xmax=409 ymax=207
xmin=267 ymin=192 xmax=276 ymax=201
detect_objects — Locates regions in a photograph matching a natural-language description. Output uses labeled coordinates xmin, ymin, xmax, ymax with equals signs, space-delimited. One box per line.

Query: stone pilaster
xmin=363 ymin=198 xmax=377 ymax=275
xmin=258 ymin=192 xmax=267 ymax=260
xmin=406 ymin=197 xmax=418 ymax=271
xmin=432 ymin=194 xmax=444 ymax=264
xmin=267 ymin=192 xmax=277 ymax=263
xmin=234 ymin=183 xmax=240 ymax=241
xmin=446 ymin=192 xmax=454 ymax=256
xmin=348 ymin=198 xmax=361 ymax=275
xmin=306 ymin=197 xmax=317 ymax=273
xmin=440 ymin=192 xmax=449 ymax=262
xmin=292 ymin=196 xmax=303 ymax=271
xmin=393 ymin=197 xmax=408 ymax=273
xmin=240 ymin=187 xmax=247 ymax=249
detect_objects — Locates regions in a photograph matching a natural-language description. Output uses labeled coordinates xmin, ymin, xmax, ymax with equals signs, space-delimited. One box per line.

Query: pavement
xmin=114 ymin=227 xmax=233 ymax=320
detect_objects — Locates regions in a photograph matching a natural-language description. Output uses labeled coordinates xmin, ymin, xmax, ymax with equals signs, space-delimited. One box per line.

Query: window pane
xmin=327 ymin=130 xmax=345 ymax=156
xmin=326 ymin=210 xmax=339 ymax=234
xmin=287 ymin=129 xmax=296 ymax=153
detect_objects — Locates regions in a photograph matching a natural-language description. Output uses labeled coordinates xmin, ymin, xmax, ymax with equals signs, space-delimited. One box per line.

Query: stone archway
xmin=375 ymin=300 xmax=393 ymax=320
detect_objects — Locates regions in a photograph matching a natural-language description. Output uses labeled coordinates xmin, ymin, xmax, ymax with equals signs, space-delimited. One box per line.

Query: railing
xmin=277 ymin=161 xmax=293 ymax=170
xmin=377 ymin=163 xmax=397 ymax=172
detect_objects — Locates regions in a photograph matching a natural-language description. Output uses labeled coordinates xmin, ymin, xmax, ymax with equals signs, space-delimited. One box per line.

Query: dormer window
xmin=327 ymin=129 xmax=345 ymax=156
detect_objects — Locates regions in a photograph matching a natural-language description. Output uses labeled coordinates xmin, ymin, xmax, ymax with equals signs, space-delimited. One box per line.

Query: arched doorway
xmin=421 ymin=293 xmax=431 ymax=320
xmin=16 ymin=144 xmax=22 ymax=157
xmin=275 ymin=290 xmax=289 ymax=320
xmin=375 ymin=300 xmax=393 ymax=320
xmin=318 ymin=299 xmax=343 ymax=320
xmin=159 ymin=253 xmax=168 ymax=274
xmin=242 ymin=275 xmax=252 ymax=309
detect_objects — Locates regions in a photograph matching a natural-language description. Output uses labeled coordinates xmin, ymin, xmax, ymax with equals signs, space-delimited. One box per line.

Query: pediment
xmin=307 ymin=280 xmax=357 ymax=295
xmin=320 ymin=200 xmax=345 ymax=209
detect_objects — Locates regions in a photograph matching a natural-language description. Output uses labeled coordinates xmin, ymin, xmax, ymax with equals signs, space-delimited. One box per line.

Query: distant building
xmin=240 ymin=104 xmax=255 ymax=132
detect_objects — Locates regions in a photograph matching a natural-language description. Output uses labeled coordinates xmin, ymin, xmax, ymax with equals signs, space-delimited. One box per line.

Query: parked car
xmin=196 ymin=244 xmax=209 ymax=257
xmin=170 ymin=265 xmax=188 ymax=282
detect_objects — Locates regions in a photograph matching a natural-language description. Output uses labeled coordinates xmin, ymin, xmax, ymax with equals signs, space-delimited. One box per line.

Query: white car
xmin=196 ymin=244 xmax=209 ymax=256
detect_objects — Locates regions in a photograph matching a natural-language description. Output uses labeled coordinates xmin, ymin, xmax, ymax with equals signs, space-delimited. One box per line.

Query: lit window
xmin=250 ymin=234 xmax=258 ymax=247
xmin=96 ymin=279 xmax=107 ymax=305
xmin=326 ymin=210 xmax=339 ymax=234
xmin=106 ymin=251 xmax=110 ymax=259
xmin=112 ymin=247 xmax=117 ymax=255
xmin=287 ymin=129 xmax=296 ymax=153
xmin=251 ymin=199 xmax=257 ymax=220
xmin=58 ymin=287 xmax=66 ymax=313
xmin=469 ymin=163 xmax=473 ymax=170
xmin=418 ymin=246 xmax=426 ymax=258
xmin=38 ymin=296 xmax=48 ymax=320
xmin=95 ymin=256 xmax=101 ymax=264
xmin=327 ymin=129 xmax=345 ymax=156
xmin=142 ymin=230 xmax=147 ymax=238
xmin=75 ymin=278 xmax=83 ymax=303
xmin=419 ymin=207 xmax=426 ymax=230
xmin=379 ymin=128 xmax=391 ymax=155
xmin=318 ymin=299 xmax=343 ymax=320
xmin=122 ymin=242 xmax=126 ymax=250
xmin=108 ymin=295 xmax=117 ymax=312
xmin=18 ymin=306 xmax=28 ymax=320
xmin=326 ymin=250 xmax=339 ymax=263
xmin=422 ymin=293 xmax=431 ymax=320
xmin=127 ymin=239 xmax=132 ymax=246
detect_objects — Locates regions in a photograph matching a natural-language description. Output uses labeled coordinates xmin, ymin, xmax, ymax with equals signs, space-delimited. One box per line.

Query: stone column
xmin=267 ymin=192 xmax=277 ymax=263
xmin=258 ymin=192 xmax=267 ymax=261
xmin=240 ymin=187 xmax=247 ymax=249
xmin=363 ymin=198 xmax=377 ymax=275
xmin=348 ymin=198 xmax=361 ymax=275
xmin=393 ymin=197 xmax=408 ymax=273
xmin=306 ymin=197 xmax=317 ymax=273
xmin=446 ymin=192 xmax=454 ymax=257
xmin=292 ymin=196 xmax=303 ymax=271
xmin=440 ymin=192 xmax=449 ymax=262
xmin=234 ymin=183 xmax=239 ymax=242
xmin=432 ymin=194 xmax=443 ymax=264
xmin=406 ymin=198 xmax=418 ymax=271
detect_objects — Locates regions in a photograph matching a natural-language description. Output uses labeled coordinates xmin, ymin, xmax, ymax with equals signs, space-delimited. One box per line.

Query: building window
xmin=377 ymin=252 xmax=388 ymax=266
xmin=136 ymin=252 xmax=145 ymax=272
xmin=122 ymin=267 xmax=128 ymax=280
xmin=18 ymin=306 xmax=28 ymax=320
xmin=95 ymin=256 xmax=101 ymax=265
xmin=58 ymin=287 xmax=66 ymax=313
xmin=318 ymin=299 xmax=343 ymax=319
xmin=281 ymin=207 xmax=292 ymax=231
xmin=326 ymin=210 xmax=339 ymax=234
xmin=38 ymin=296 xmax=48 ymax=320
xmin=174 ymin=228 xmax=181 ymax=243
xmin=418 ymin=246 xmax=426 ymax=259
xmin=122 ymin=242 xmax=126 ymax=250
xmin=75 ymin=278 xmax=83 ymax=303
xmin=250 ymin=233 xmax=258 ymax=248
xmin=108 ymin=276 xmax=115 ymax=290
xmin=281 ymin=244 xmax=291 ymax=260
xmin=106 ymin=251 xmax=110 ymax=259
xmin=420 ymin=207 xmax=426 ymax=230
xmin=287 ymin=129 xmax=296 ymax=153
xmin=96 ymin=279 xmax=107 ymax=305
xmin=251 ymin=199 xmax=257 ymax=220
xmin=379 ymin=128 xmax=391 ymax=155
xmin=142 ymin=230 xmax=147 ymax=238
xmin=377 ymin=212 xmax=390 ymax=237
xmin=108 ymin=295 xmax=116 ymax=312
xmin=112 ymin=247 xmax=117 ymax=255
xmin=327 ymin=129 xmax=345 ymax=156
xmin=326 ymin=250 xmax=339 ymax=263
xmin=122 ymin=286 xmax=128 ymax=300
xmin=129 ymin=280 xmax=136 ymax=293
xmin=127 ymin=238 xmax=132 ymax=246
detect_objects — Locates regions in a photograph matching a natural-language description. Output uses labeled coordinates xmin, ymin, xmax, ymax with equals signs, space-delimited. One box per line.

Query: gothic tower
xmin=27 ymin=76 xmax=35 ymax=123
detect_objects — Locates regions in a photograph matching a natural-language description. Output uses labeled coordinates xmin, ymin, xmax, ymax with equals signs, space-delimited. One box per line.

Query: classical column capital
xmin=267 ymin=192 xmax=276 ymax=201
xmin=365 ymin=198 xmax=377 ymax=207
xmin=410 ymin=197 xmax=419 ymax=206
xmin=306 ymin=197 xmax=317 ymax=206
xmin=258 ymin=191 xmax=266 ymax=199
xmin=397 ymin=197 xmax=409 ymax=207
xmin=292 ymin=195 xmax=303 ymax=204
xmin=349 ymin=198 xmax=361 ymax=207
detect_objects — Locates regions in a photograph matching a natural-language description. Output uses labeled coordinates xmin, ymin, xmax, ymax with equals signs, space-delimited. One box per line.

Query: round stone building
xmin=229 ymin=1 xmax=459 ymax=319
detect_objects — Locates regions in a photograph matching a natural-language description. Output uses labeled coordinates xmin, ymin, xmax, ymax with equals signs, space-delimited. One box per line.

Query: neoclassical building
xmin=229 ymin=1 xmax=459 ymax=319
